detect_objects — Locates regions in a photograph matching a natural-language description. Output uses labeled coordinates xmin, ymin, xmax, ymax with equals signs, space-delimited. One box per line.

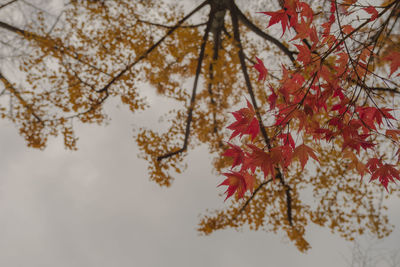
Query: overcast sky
xmin=0 ymin=1 xmax=399 ymax=267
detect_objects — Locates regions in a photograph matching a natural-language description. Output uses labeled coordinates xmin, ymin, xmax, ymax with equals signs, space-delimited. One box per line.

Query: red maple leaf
xmin=278 ymin=133 xmax=295 ymax=149
xmin=384 ymin=51 xmax=400 ymax=77
xmin=254 ymin=57 xmax=268 ymax=82
xmin=292 ymin=18 xmax=311 ymax=41
xmin=223 ymin=142 xmax=245 ymax=168
xmin=260 ymin=9 xmax=292 ymax=36
xmin=219 ymin=171 xmax=248 ymax=200
xmin=243 ymin=172 xmax=256 ymax=194
xmin=298 ymin=2 xmax=313 ymax=21
xmin=295 ymin=42 xmax=312 ymax=65
xmin=227 ymin=100 xmax=260 ymax=141
xmin=356 ymin=106 xmax=395 ymax=130
xmin=293 ymin=144 xmax=319 ymax=170
xmin=369 ymin=164 xmax=400 ymax=191
xmin=342 ymin=24 xmax=354 ymax=35
xmin=277 ymin=145 xmax=294 ymax=168
xmin=268 ymin=88 xmax=278 ymax=110
xmin=363 ymin=6 xmax=378 ymax=21
xmin=245 ymin=144 xmax=276 ymax=178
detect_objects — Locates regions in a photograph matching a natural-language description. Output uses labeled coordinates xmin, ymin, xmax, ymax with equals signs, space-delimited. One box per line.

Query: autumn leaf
xmin=386 ymin=129 xmax=400 ymax=142
xmin=254 ymin=57 xmax=268 ymax=82
xmin=245 ymin=144 xmax=276 ymax=178
xmin=295 ymin=43 xmax=312 ymax=65
xmin=342 ymin=25 xmax=354 ymax=35
xmin=384 ymin=51 xmax=400 ymax=77
xmin=369 ymin=164 xmax=400 ymax=191
xmin=366 ymin=157 xmax=382 ymax=173
xmin=292 ymin=18 xmax=311 ymax=41
xmin=343 ymin=150 xmax=366 ymax=177
xmin=277 ymin=145 xmax=294 ymax=168
xmin=298 ymin=2 xmax=313 ymax=21
xmin=243 ymin=171 xmax=256 ymax=193
xmin=227 ymin=100 xmax=260 ymax=141
xmin=278 ymin=133 xmax=295 ymax=149
xmin=356 ymin=106 xmax=395 ymax=130
xmin=363 ymin=6 xmax=378 ymax=21
xmin=260 ymin=9 xmax=291 ymax=36
xmin=223 ymin=142 xmax=245 ymax=168
xmin=219 ymin=171 xmax=248 ymax=200
xmin=293 ymin=144 xmax=319 ymax=170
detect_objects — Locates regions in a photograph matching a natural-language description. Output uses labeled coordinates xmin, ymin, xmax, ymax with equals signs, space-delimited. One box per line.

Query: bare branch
xmin=157 ymin=9 xmax=213 ymax=162
xmin=0 ymin=0 xmax=17 ymax=10
xmin=235 ymin=179 xmax=272 ymax=218
xmin=369 ymin=87 xmax=400 ymax=94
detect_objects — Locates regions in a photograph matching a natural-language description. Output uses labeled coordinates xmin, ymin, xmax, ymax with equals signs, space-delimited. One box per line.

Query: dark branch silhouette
xmin=233 ymin=178 xmax=273 ymax=221
xmin=135 ymin=17 xmax=207 ymax=29
xmin=233 ymin=3 xmax=296 ymax=62
xmin=229 ymin=0 xmax=293 ymax=226
xmin=0 ymin=0 xmax=17 ymax=10
xmin=157 ymin=10 xmax=214 ymax=162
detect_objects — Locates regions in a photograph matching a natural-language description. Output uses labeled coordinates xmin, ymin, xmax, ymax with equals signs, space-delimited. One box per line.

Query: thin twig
xmin=97 ymin=0 xmax=209 ymax=94
xmin=0 ymin=20 xmax=111 ymax=76
xmin=0 ymin=72 xmax=42 ymax=122
xmin=0 ymin=0 xmax=17 ymax=10
xmin=232 ymin=179 xmax=272 ymax=221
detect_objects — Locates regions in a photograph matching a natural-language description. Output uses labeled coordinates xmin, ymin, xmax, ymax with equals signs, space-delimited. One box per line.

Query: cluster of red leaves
xmin=219 ymin=0 xmax=400 ymax=200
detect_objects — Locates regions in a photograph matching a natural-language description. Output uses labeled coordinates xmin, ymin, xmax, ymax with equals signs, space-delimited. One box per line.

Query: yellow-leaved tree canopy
xmin=0 ymin=0 xmax=399 ymax=251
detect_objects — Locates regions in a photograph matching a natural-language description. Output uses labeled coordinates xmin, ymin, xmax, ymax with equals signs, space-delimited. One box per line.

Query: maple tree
xmin=0 ymin=0 xmax=400 ymax=252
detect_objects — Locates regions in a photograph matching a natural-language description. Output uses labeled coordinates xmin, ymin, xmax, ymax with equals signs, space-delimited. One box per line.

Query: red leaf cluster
xmin=219 ymin=0 xmax=400 ymax=200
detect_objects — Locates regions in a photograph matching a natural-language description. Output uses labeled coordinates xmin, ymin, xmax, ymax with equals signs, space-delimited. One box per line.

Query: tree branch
xmin=0 ymin=0 xmax=17 ymax=10
xmin=234 ymin=179 xmax=273 ymax=219
xmin=0 ymin=72 xmax=42 ymax=122
xmin=136 ymin=17 xmax=207 ymax=29
xmin=233 ymin=3 xmax=296 ymax=62
xmin=368 ymin=87 xmax=400 ymax=94
xmin=229 ymin=1 xmax=293 ymax=226
xmin=157 ymin=9 xmax=213 ymax=162
xmin=0 ymin=20 xmax=111 ymax=77
xmin=97 ymin=0 xmax=209 ymax=94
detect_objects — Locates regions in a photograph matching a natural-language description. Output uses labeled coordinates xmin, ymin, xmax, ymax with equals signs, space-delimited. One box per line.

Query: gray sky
xmin=0 ymin=0 xmax=399 ymax=266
